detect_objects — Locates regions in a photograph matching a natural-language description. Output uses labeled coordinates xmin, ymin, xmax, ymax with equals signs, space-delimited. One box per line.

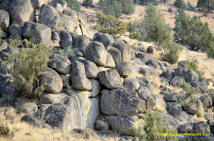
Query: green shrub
xmin=119 ymin=0 xmax=135 ymax=15
xmin=82 ymin=0 xmax=93 ymax=7
xmin=161 ymin=40 xmax=180 ymax=64
xmin=174 ymin=10 xmax=214 ymax=57
xmin=127 ymin=22 xmax=136 ymax=33
xmin=174 ymin=0 xmax=186 ymax=9
xmin=8 ymin=39 xmax=52 ymax=98
xmin=143 ymin=110 xmax=177 ymax=141
xmin=139 ymin=0 xmax=159 ymax=5
xmin=98 ymin=0 xmax=122 ymax=18
xmin=129 ymin=32 xmax=142 ymax=41
xmin=186 ymin=59 xmax=203 ymax=78
xmin=95 ymin=11 xmax=127 ymax=37
xmin=66 ymin=0 xmax=81 ymax=11
xmin=182 ymin=80 xmax=200 ymax=97
xmin=141 ymin=4 xmax=171 ymax=45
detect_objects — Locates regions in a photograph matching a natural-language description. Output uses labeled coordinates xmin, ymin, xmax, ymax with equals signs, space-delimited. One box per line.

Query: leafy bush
xmin=161 ymin=40 xmax=180 ymax=64
xmin=174 ymin=10 xmax=214 ymax=57
xmin=141 ymin=4 xmax=171 ymax=45
xmin=186 ymin=59 xmax=203 ymax=78
xmin=182 ymin=80 xmax=200 ymax=96
xmin=66 ymin=0 xmax=81 ymax=11
xmin=143 ymin=110 xmax=177 ymax=141
xmin=174 ymin=0 xmax=186 ymax=9
xmin=95 ymin=11 xmax=127 ymax=37
xmin=119 ymin=0 xmax=135 ymax=15
xmin=138 ymin=0 xmax=159 ymax=5
xmin=98 ymin=0 xmax=122 ymax=18
xmin=127 ymin=22 xmax=136 ymax=33
xmin=82 ymin=0 xmax=93 ymax=7
xmin=8 ymin=40 xmax=52 ymax=98
xmin=129 ymin=32 xmax=142 ymax=41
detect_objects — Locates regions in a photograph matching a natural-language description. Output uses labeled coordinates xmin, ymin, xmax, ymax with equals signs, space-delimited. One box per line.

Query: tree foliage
xmin=66 ymin=0 xmax=81 ymax=11
xmin=141 ymin=4 xmax=171 ymax=45
xmin=82 ymin=0 xmax=93 ymax=7
xmin=95 ymin=11 xmax=127 ymax=37
xmin=197 ymin=0 xmax=214 ymax=13
xmin=174 ymin=0 xmax=186 ymax=10
xmin=174 ymin=10 xmax=214 ymax=58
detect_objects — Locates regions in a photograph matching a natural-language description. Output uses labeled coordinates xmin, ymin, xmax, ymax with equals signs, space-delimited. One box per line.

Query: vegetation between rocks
xmin=182 ymin=80 xmax=200 ymax=97
xmin=186 ymin=59 xmax=203 ymax=78
xmin=66 ymin=0 xmax=81 ymax=11
xmin=8 ymin=39 xmax=52 ymax=98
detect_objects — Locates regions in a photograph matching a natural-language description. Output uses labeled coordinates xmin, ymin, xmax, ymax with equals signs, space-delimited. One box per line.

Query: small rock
xmin=0 ymin=10 xmax=9 ymax=31
xmin=116 ymin=61 xmax=132 ymax=77
xmin=147 ymin=46 xmax=155 ymax=54
xmin=94 ymin=120 xmax=109 ymax=131
xmin=71 ymin=75 xmax=92 ymax=91
xmin=93 ymin=32 xmax=114 ymax=47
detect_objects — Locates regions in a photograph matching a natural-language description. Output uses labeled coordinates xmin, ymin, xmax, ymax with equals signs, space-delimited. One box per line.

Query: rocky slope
xmin=0 ymin=0 xmax=214 ymax=141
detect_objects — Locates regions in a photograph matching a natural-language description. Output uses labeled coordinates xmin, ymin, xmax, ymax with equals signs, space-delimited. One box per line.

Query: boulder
xmin=0 ymin=75 xmax=15 ymax=100
xmin=113 ymin=40 xmax=133 ymax=62
xmin=166 ymin=102 xmax=182 ymax=117
xmin=101 ymin=88 xmax=146 ymax=116
xmin=200 ymin=94 xmax=212 ymax=109
xmin=60 ymin=74 xmax=71 ymax=88
xmin=147 ymin=46 xmax=156 ymax=54
xmin=31 ymin=0 xmax=50 ymax=8
xmin=178 ymin=123 xmax=193 ymax=133
xmin=82 ymin=60 xmax=99 ymax=79
xmin=39 ymin=5 xmax=60 ymax=29
xmin=71 ymin=60 xmax=86 ymax=76
xmin=0 ymin=40 xmax=8 ymax=51
xmin=94 ymin=120 xmax=109 ymax=131
xmin=21 ymin=115 xmax=43 ymax=127
xmin=40 ymin=68 xmax=63 ymax=94
xmin=98 ymin=69 xmax=122 ymax=89
xmin=85 ymin=41 xmax=108 ymax=66
xmin=105 ymin=116 xmax=144 ymax=136
xmin=135 ymin=52 xmax=151 ymax=63
xmin=93 ymin=32 xmax=114 ymax=47
xmin=48 ymin=53 xmax=71 ymax=74
xmin=18 ymin=102 xmax=38 ymax=115
xmin=104 ymin=53 xmax=115 ymax=68
xmin=40 ymin=93 xmax=69 ymax=104
xmin=72 ymin=35 xmax=91 ymax=53
xmin=39 ymin=94 xmax=99 ymax=129
xmin=59 ymin=31 xmax=73 ymax=49
xmin=107 ymin=47 xmax=122 ymax=64
xmin=170 ymin=76 xmax=184 ymax=87
xmin=123 ymin=78 xmax=140 ymax=90
xmin=146 ymin=59 xmax=160 ymax=69
xmin=22 ymin=22 xmax=52 ymax=47
xmin=71 ymin=75 xmax=91 ymax=91
xmin=153 ymin=95 xmax=167 ymax=112
xmin=193 ymin=122 xmax=210 ymax=134
xmin=90 ymin=79 xmax=101 ymax=97
xmin=8 ymin=0 xmax=34 ymax=25
xmin=116 ymin=61 xmax=132 ymax=77
xmin=8 ymin=24 xmax=22 ymax=40
xmin=0 ymin=10 xmax=9 ymax=31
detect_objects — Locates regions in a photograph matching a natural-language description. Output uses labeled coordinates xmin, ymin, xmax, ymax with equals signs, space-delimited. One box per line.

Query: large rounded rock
xmin=48 ymin=54 xmax=71 ymax=74
xmin=59 ymin=31 xmax=73 ymax=49
xmin=98 ymin=69 xmax=122 ymax=89
xmin=85 ymin=41 xmax=108 ymax=66
xmin=0 ymin=10 xmax=9 ymax=31
xmin=93 ymin=32 xmax=114 ymax=47
xmin=71 ymin=75 xmax=92 ymax=91
xmin=107 ymin=47 xmax=122 ymax=64
xmin=116 ymin=61 xmax=132 ymax=77
xmin=101 ymin=88 xmax=146 ymax=116
xmin=82 ymin=60 xmax=99 ymax=79
xmin=8 ymin=0 xmax=34 ymax=25
xmin=166 ymin=102 xmax=182 ymax=117
xmin=22 ymin=22 xmax=52 ymax=47
xmin=39 ymin=5 xmax=60 ymax=29
xmin=40 ymin=68 xmax=63 ymax=94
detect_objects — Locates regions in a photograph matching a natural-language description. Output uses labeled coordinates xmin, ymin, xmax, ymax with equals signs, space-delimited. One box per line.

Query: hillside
xmin=0 ymin=0 xmax=214 ymax=141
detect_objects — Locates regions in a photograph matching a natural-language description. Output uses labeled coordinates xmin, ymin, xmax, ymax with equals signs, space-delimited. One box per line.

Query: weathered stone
xmin=8 ymin=0 xmax=34 ymax=25
xmin=113 ymin=40 xmax=133 ymax=61
xmin=60 ymin=74 xmax=71 ymax=88
xmin=170 ymin=76 xmax=184 ymax=87
xmin=72 ymin=35 xmax=91 ymax=53
xmin=82 ymin=60 xmax=99 ymax=79
xmin=94 ymin=120 xmax=109 ymax=131
xmin=193 ymin=122 xmax=210 ymax=134
xmin=8 ymin=24 xmax=22 ymax=40
xmin=40 ymin=93 xmax=69 ymax=104
xmin=166 ymin=102 xmax=182 ymax=117
xmin=104 ymin=53 xmax=115 ymax=68
xmin=163 ymin=93 xmax=178 ymax=102
xmin=21 ymin=115 xmax=42 ymax=127
xmin=98 ymin=69 xmax=122 ymax=89
xmin=0 ymin=75 xmax=15 ymax=100
xmin=101 ymin=88 xmax=146 ymax=116
xmin=200 ymin=94 xmax=212 ymax=109
xmin=40 ymin=94 xmax=99 ymax=129
xmin=48 ymin=53 xmax=71 ymax=74
xmin=147 ymin=46 xmax=155 ymax=54
xmin=116 ymin=61 xmax=132 ymax=77
xmin=90 ymin=79 xmax=101 ymax=97
xmin=0 ymin=10 xmax=9 ymax=31
xmin=138 ymin=86 xmax=155 ymax=110
xmin=178 ymin=123 xmax=193 ymax=133
xmin=71 ymin=75 xmax=91 ymax=91
xmin=59 ymin=31 xmax=72 ymax=49
xmin=85 ymin=41 xmax=108 ymax=66
xmin=107 ymin=47 xmax=122 ymax=64
xmin=146 ymin=59 xmax=160 ymax=69
xmin=0 ymin=40 xmax=8 ymax=51
xmin=40 ymin=68 xmax=63 ymax=94
xmin=123 ymin=78 xmax=140 ymax=90
xmin=153 ymin=95 xmax=167 ymax=112
xmin=39 ymin=5 xmax=60 ymax=29
xmin=135 ymin=52 xmax=151 ymax=63
xmin=18 ymin=102 xmax=38 ymax=115
xmin=22 ymin=22 xmax=52 ymax=47
xmin=31 ymin=0 xmax=50 ymax=8
xmin=105 ymin=116 xmax=144 ymax=136
xmin=93 ymin=32 xmax=114 ymax=47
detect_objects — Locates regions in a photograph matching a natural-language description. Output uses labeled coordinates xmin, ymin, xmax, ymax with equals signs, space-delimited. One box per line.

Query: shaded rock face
xmin=22 ymin=22 xmax=52 ymax=47
xmin=8 ymin=0 xmax=34 ymax=25
xmin=101 ymin=88 xmax=146 ymax=116
xmin=93 ymin=32 xmax=114 ymax=47
xmin=40 ymin=68 xmax=63 ymax=94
